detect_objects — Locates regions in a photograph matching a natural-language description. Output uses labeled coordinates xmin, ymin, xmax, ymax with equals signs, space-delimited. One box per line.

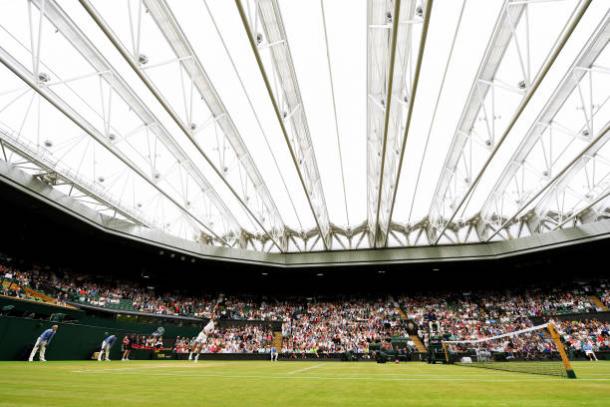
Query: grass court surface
xmin=1 ymin=360 xmax=609 ymax=406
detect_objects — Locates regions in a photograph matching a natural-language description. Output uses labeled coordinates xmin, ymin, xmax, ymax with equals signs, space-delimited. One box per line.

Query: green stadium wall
xmin=0 ymin=296 xmax=203 ymax=360
xmin=0 ymin=316 xmax=124 ymax=360
xmin=0 ymin=297 xmax=285 ymax=361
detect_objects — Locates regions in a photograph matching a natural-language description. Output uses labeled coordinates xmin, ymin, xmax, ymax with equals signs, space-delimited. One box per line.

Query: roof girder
xmin=0 ymin=43 xmax=232 ymax=246
xmin=235 ymin=0 xmax=332 ymax=250
xmin=78 ymin=0 xmax=287 ymax=252
xmin=427 ymin=0 xmax=591 ymax=244
xmin=480 ymin=11 xmax=610 ymax=240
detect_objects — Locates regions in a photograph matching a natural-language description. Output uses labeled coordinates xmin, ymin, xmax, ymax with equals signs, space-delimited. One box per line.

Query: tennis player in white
xmin=188 ymin=318 xmax=215 ymax=362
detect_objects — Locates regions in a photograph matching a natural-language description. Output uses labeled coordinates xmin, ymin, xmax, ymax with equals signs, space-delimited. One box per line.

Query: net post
xmin=547 ymin=322 xmax=576 ymax=379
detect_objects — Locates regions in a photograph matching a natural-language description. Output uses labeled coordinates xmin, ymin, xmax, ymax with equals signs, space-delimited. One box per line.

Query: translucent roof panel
xmin=0 ymin=0 xmax=609 ymax=253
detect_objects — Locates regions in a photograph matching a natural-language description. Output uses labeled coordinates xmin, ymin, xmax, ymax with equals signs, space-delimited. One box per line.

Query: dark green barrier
xmin=76 ymin=314 xmax=200 ymax=339
xmin=0 ymin=297 xmax=283 ymax=361
xmin=0 ymin=316 xmax=133 ymax=360
xmin=1 ymin=296 xmax=201 ymax=339
xmin=0 ymin=315 xmax=199 ymax=361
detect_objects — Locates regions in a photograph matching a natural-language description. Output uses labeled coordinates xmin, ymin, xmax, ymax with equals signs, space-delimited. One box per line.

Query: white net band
xmin=442 ymin=322 xmax=549 ymax=344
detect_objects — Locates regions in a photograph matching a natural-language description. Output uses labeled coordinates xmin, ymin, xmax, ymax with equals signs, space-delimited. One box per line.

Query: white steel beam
xmin=37 ymin=0 xmax=241 ymax=238
xmin=480 ymin=10 xmax=610 ymax=240
xmin=78 ymin=0 xmax=286 ymax=252
xmin=141 ymin=0 xmax=287 ymax=250
xmin=0 ymin=46 xmax=231 ymax=246
xmin=488 ymin=119 xmax=610 ymax=240
xmin=429 ymin=0 xmax=525 ymax=224
xmin=427 ymin=0 xmax=590 ymax=244
xmin=531 ymin=118 xmax=610 ymax=232
xmin=381 ymin=0 xmax=433 ymax=247
xmin=0 ymin=126 xmax=151 ymax=227
xmin=235 ymin=0 xmax=332 ymax=250
xmin=552 ymin=184 xmax=610 ymax=230
xmin=367 ymin=0 xmax=405 ymax=248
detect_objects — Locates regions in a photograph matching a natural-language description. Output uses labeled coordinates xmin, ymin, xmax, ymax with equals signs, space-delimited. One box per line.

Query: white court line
xmin=72 ymin=370 xmax=610 ymax=382
xmin=287 ymin=363 xmax=326 ymax=375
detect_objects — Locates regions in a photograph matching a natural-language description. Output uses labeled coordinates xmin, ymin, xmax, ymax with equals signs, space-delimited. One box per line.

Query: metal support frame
xmin=552 ymin=184 xmax=610 ymax=230
xmin=0 ymin=127 xmax=151 ymax=227
xmin=480 ymin=10 xmax=610 ymax=240
xmin=428 ymin=0 xmax=527 ymax=243
xmin=491 ymin=119 xmax=610 ymax=240
xmin=6 ymin=153 xmax=610 ymax=267
xmin=381 ymin=0 xmax=433 ymax=247
xmin=0 ymin=0 xmax=607 ymax=253
xmin=367 ymin=0 xmax=404 ymax=247
xmin=79 ymin=0 xmax=287 ymax=252
xmin=0 ymin=45 xmax=231 ymax=245
xmin=427 ymin=0 xmax=590 ymax=245
xmin=528 ymin=115 xmax=610 ymax=232
xmin=142 ymin=0 xmax=286 ymax=250
xmin=235 ymin=0 xmax=332 ymax=250
xmin=35 ymin=0 xmax=242 ymax=240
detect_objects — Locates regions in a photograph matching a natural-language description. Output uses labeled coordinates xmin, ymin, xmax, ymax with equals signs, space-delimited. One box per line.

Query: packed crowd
xmin=599 ymin=281 xmax=610 ymax=308
xmin=557 ymin=319 xmax=610 ymax=353
xmin=218 ymin=296 xmax=303 ymax=321
xmin=443 ymin=319 xmax=610 ymax=360
xmin=174 ymin=325 xmax=274 ymax=354
xmin=281 ymin=299 xmax=409 ymax=355
xmin=0 ymin=264 xmax=30 ymax=288
xmin=3 ymin=258 xmax=610 ymax=356
xmin=398 ymin=287 xmax=599 ymax=347
xmin=443 ymin=328 xmax=558 ymax=360
xmin=129 ymin=335 xmax=167 ymax=350
xmin=408 ymin=301 xmax=535 ymax=348
xmin=0 ymin=264 xmax=50 ymax=303
xmin=1 ymin=265 xmax=222 ymax=317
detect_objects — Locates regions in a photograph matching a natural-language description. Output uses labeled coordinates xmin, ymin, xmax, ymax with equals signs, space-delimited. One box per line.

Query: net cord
xmin=442 ymin=322 xmax=549 ymax=344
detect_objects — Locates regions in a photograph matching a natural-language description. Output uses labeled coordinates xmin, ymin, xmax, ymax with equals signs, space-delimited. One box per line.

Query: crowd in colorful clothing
xmin=398 ymin=288 xmax=599 ymax=347
xmin=174 ymin=325 xmax=274 ymax=354
xmin=281 ymin=299 xmax=409 ymax=355
xmin=557 ymin=319 xmax=610 ymax=353
xmin=2 ymin=258 xmax=610 ymax=356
